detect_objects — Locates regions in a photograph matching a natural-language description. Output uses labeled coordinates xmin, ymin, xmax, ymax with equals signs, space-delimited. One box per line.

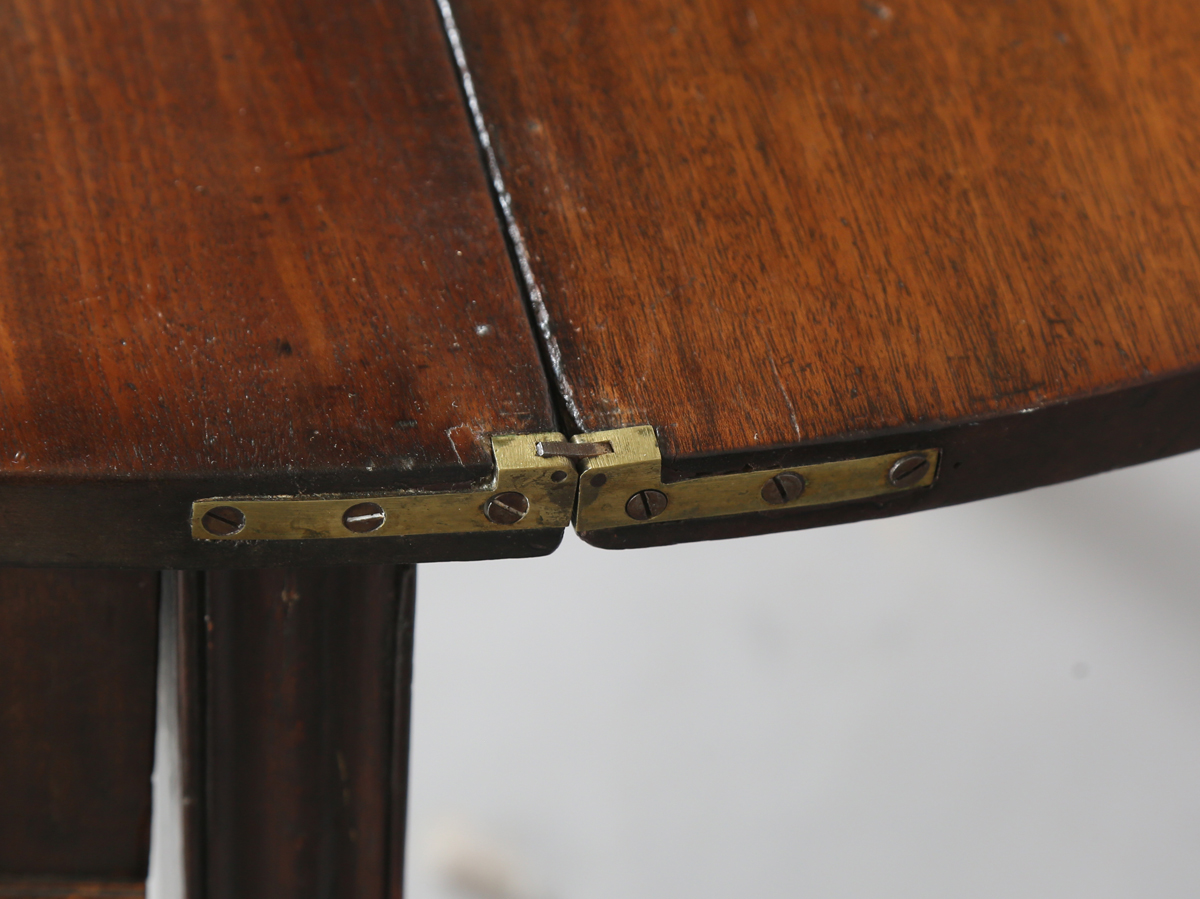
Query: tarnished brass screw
xmin=202 ymin=506 xmax=246 ymax=536
xmin=625 ymin=489 xmax=668 ymax=521
xmin=888 ymin=454 xmax=931 ymax=488
xmin=343 ymin=502 xmax=386 ymax=533
xmin=761 ymin=472 xmax=806 ymax=505
xmin=486 ymin=492 xmax=530 ymax=525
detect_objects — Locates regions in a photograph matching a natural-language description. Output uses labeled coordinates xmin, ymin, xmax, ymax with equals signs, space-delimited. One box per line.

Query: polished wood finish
xmin=0 ymin=571 xmax=158 ymax=879
xmin=0 ymin=0 xmax=558 ymax=566
xmin=451 ymin=0 xmax=1200 ymax=538
xmin=591 ymin=366 xmax=1200 ymax=547
xmin=204 ymin=566 xmax=414 ymax=899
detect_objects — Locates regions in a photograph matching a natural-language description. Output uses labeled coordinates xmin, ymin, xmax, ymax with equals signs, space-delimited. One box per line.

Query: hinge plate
xmin=191 ymin=432 xmax=577 ymax=541
xmin=571 ymin=426 xmax=939 ymax=532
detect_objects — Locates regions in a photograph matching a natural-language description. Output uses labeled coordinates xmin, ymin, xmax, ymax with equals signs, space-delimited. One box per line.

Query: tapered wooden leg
xmin=194 ymin=566 xmax=416 ymax=899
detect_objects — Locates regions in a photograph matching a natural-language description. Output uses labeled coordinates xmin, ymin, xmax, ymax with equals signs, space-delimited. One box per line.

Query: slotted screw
xmin=888 ymin=454 xmax=930 ymax=488
xmin=625 ymin=489 xmax=668 ymax=521
xmin=202 ymin=505 xmax=246 ymax=536
xmin=486 ymin=492 xmax=530 ymax=525
xmin=761 ymin=472 xmax=806 ymax=505
xmin=343 ymin=502 xmax=386 ymax=533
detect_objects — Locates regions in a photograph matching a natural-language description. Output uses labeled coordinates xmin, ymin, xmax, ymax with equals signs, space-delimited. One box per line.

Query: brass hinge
xmin=191 ymin=427 xmax=939 ymax=542
xmin=570 ymin=426 xmax=939 ymax=532
xmin=191 ymin=432 xmax=577 ymax=541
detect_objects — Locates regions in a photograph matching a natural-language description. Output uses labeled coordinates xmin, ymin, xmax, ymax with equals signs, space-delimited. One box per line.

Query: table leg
xmin=189 ymin=566 xmax=415 ymax=899
xmin=0 ymin=570 xmax=159 ymax=896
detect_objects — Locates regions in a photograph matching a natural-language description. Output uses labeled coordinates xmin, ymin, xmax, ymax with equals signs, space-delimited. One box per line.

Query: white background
xmin=407 ymin=451 xmax=1200 ymax=899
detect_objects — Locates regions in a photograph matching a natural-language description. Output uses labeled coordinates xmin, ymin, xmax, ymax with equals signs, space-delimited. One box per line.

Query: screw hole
xmin=760 ymin=471 xmax=806 ymax=505
xmin=202 ymin=506 xmax=246 ymax=536
xmin=486 ymin=492 xmax=530 ymax=525
xmin=343 ymin=502 xmax=386 ymax=533
xmin=888 ymin=454 xmax=931 ymax=488
xmin=625 ymin=489 xmax=668 ymax=521
xmin=551 ymin=470 xmax=568 ymax=483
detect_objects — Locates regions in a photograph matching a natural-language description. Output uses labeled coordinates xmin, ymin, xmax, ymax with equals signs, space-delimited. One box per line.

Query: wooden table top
xmin=0 ymin=0 xmax=558 ymax=566
xmin=451 ymin=0 xmax=1200 ymax=546
xmin=3 ymin=0 xmax=1200 ymax=562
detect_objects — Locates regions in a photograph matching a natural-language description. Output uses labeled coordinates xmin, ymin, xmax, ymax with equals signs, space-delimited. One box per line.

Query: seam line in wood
xmin=432 ymin=0 xmax=584 ymax=425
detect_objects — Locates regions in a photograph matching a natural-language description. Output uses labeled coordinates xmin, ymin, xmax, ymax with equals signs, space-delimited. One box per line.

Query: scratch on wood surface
xmin=767 ymin=355 xmax=803 ymax=442
xmin=445 ymin=428 xmax=465 ymax=466
xmin=445 ymin=423 xmax=486 ymax=468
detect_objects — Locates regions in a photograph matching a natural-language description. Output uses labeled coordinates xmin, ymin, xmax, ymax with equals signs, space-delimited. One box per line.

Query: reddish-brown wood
xmin=204 ymin=566 xmax=414 ymax=899
xmin=0 ymin=571 xmax=158 ymax=879
xmin=590 ymin=366 xmax=1200 ymax=547
xmin=450 ymin=0 xmax=1200 ymax=539
xmin=0 ymin=0 xmax=558 ymax=566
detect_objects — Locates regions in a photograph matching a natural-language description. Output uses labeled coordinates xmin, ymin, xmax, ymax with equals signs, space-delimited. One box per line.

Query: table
xmin=2 ymin=0 xmax=1198 ymax=894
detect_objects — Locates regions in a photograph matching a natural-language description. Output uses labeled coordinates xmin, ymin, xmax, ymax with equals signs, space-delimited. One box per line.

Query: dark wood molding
xmin=203 ymin=566 xmax=414 ymax=899
xmin=167 ymin=572 xmax=207 ymax=899
xmin=0 ymin=475 xmax=565 ymax=567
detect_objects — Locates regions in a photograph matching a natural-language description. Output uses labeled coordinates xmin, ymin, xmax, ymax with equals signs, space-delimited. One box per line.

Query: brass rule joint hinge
xmin=191 ymin=432 xmax=577 ymax=541
xmin=570 ymin=425 xmax=940 ymax=533
xmin=191 ymin=427 xmax=940 ymax=542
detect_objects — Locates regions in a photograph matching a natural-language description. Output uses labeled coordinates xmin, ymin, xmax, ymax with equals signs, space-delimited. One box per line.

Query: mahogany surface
xmin=0 ymin=571 xmax=158 ymax=879
xmin=451 ymin=0 xmax=1200 ymax=539
xmin=0 ymin=0 xmax=557 ymax=566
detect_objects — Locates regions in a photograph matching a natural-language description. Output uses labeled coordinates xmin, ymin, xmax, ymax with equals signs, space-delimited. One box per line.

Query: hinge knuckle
xmin=191 ymin=426 xmax=940 ymax=542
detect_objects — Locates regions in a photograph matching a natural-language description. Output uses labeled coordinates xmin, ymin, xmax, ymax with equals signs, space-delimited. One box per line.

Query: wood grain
xmin=589 ymin=365 xmax=1200 ymax=547
xmin=204 ymin=566 xmax=414 ymax=899
xmin=451 ymin=0 xmax=1200 ymax=530
xmin=0 ymin=0 xmax=557 ymax=565
xmin=0 ymin=571 xmax=158 ymax=879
